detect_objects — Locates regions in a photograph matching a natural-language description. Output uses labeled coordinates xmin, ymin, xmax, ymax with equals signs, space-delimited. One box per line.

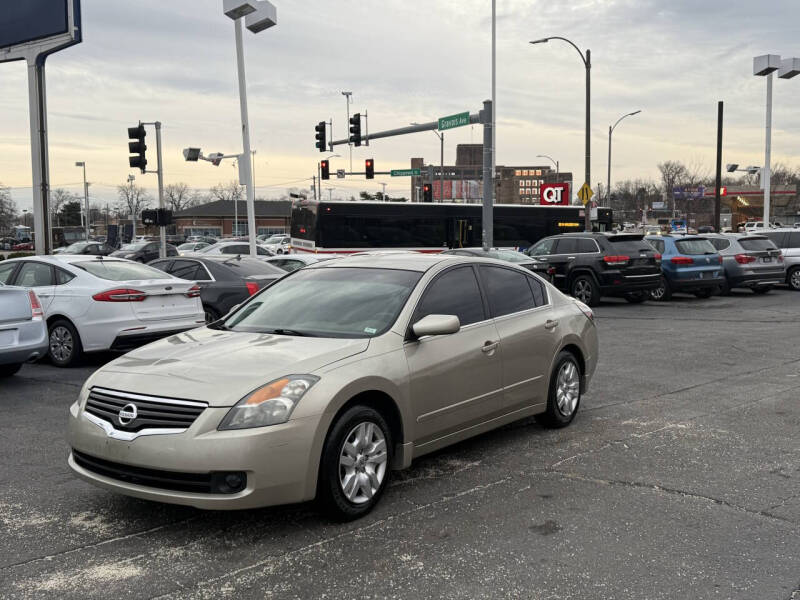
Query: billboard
xmin=0 ymin=1 xmax=69 ymax=49
xmin=433 ymin=180 xmax=481 ymax=202
xmin=540 ymin=183 xmax=570 ymax=206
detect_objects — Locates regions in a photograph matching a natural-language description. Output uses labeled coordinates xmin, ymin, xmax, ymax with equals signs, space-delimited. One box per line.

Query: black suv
xmin=526 ymin=233 xmax=662 ymax=305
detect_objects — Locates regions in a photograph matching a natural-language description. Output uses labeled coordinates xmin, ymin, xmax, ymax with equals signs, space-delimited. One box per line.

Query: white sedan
xmin=0 ymin=255 xmax=205 ymax=367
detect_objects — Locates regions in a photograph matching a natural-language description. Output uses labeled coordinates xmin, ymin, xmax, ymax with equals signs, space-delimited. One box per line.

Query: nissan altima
xmin=68 ymin=254 xmax=598 ymax=520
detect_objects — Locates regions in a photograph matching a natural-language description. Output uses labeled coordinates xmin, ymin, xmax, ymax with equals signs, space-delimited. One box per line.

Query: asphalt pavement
xmin=1 ymin=288 xmax=799 ymax=599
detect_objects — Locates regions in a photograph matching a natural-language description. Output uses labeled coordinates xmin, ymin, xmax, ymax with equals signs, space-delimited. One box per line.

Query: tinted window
xmin=415 ymin=266 xmax=485 ymax=327
xmin=321 ymin=215 xmax=447 ymax=248
xmin=762 ymin=232 xmax=785 ymax=247
xmin=479 ymin=265 xmax=536 ymax=317
xmin=675 ymin=239 xmax=716 ymax=255
xmin=528 ymin=238 xmax=556 ymax=256
xmin=606 ymin=237 xmax=654 ymax=253
xmin=576 ymin=238 xmax=598 ymax=253
xmin=55 ymin=268 xmax=75 ymax=285
xmin=0 ymin=262 xmax=18 ymax=284
xmin=739 ymin=238 xmax=777 ymax=251
xmin=648 ymin=239 xmax=665 ymax=254
xmin=16 ymin=262 xmax=54 ymax=287
xmin=214 ymin=258 xmax=285 ymax=276
xmin=73 ymin=261 xmax=170 ymax=281
xmin=528 ymin=276 xmax=547 ymax=307
xmin=788 ymin=232 xmax=800 ymax=248
xmin=708 ymin=238 xmax=730 ymax=251
xmin=554 ymin=238 xmax=578 ymax=254
xmin=170 ymin=260 xmax=204 ymax=280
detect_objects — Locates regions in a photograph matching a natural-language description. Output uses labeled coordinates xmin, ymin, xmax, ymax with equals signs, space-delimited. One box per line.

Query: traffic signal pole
xmin=155 ymin=122 xmax=166 ymax=258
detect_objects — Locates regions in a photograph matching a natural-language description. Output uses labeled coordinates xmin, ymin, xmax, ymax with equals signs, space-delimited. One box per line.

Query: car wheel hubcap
xmin=573 ymin=280 xmax=591 ymax=303
xmin=49 ymin=327 xmax=73 ymax=362
xmin=651 ymin=283 xmax=665 ymax=300
xmin=339 ymin=421 xmax=387 ymax=504
xmin=556 ymin=361 xmax=580 ymax=417
xmin=791 ymin=271 xmax=800 ymax=290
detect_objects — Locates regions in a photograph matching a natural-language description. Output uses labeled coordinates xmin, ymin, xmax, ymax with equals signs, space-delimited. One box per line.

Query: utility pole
xmin=714 ymin=101 xmax=724 ymax=232
xmin=127 ymin=174 xmax=136 ymax=242
xmin=75 ymin=161 xmax=89 ymax=240
xmin=342 ymin=91 xmax=353 ymax=172
xmin=481 ymin=99 xmax=493 ymax=249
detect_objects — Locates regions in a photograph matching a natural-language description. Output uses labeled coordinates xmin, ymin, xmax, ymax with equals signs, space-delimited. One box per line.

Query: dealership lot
xmin=1 ymin=289 xmax=799 ymax=599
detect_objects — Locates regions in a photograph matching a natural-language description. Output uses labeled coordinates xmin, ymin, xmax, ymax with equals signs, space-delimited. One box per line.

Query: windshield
xmin=119 ymin=242 xmax=148 ymax=251
xmin=63 ymin=242 xmax=89 ymax=253
xmin=223 ymin=267 xmax=422 ymax=338
xmin=74 ymin=261 xmax=171 ymax=281
xmin=675 ymin=239 xmax=716 ymax=255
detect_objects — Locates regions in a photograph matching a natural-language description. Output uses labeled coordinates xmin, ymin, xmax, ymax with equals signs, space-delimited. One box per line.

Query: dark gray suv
xmin=702 ymin=233 xmax=785 ymax=294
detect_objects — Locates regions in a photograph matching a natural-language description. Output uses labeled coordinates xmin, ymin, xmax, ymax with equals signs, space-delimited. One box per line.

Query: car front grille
xmin=85 ymin=387 xmax=206 ymax=433
xmin=71 ymin=450 xmax=246 ymax=494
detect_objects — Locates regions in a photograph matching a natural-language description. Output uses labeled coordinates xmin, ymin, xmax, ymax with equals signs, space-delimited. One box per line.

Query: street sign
xmin=336 ymin=169 xmax=345 ymax=179
xmin=438 ymin=111 xmax=470 ymax=131
xmin=390 ymin=168 xmax=421 ymax=177
xmin=577 ymin=182 xmax=594 ymax=205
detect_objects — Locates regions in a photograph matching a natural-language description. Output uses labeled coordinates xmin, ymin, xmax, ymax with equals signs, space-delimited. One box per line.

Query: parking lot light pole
xmin=530 ymin=37 xmax=591 ymax=231
xmin=536 ymin=154 xmax=559 ymax=175
xmin=607 ymin=110 xmax=641 ymax=204
xmin=75 ymin=161 xmax=89 ymax=240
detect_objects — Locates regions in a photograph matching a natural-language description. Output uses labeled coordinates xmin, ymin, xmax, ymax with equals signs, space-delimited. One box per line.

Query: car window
xmin=414 ymin=266 xmax=486 ymax=327
xmin=281 ymin=260 xmax=305 ymax=272
xmin=576 ymin=238 xmax=598 ymax=253
xmin=762 ymin=232 xmax=785 ymax=247
xmin=787 ymin=232 xmax=800 ymax=248
xmin=648 ymin=239 xmax=665 ymax=254
xmin=675 ymin=239 xmax=716 ymax=255
xmin=479 ymin=265 xmax=536 ymax=318
xmin=739 ymin=238 xmax=777 ymax=251
xmin=553 ymin=238 xmax=578 ymax=254
xmin=55 ymin=268 xmax=75 ymax=285
xmin=708 ymin=238 xmax=730 ymax=251
xmin=528 ymin=238 xmax=555 ymax=256
xmin=170 ymin=260 xmax=204 ymax=280
xmin=606 ymin=237 xmax=654 ymax=253
xmin=528 ymin=276 xmax=547 ymax=307
xmin=0 ymin=262 xmax=18 ymax=284
xmin=16 ymin=262 xmax=55 ymax=287
xmin=148 ymin=260 xmax=172 ymax=272
xmin=73 ymin=260 xmax=171 ymax=281
xmin=222 ymin=245 xmax=248 ymax=254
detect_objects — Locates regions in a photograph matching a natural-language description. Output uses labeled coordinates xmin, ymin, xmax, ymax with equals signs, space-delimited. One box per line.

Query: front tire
xmin=693 ymin=288 xmax=714 ymax=299
xmin=623 ymin=291 xmax=648 ymax=303
xmin=540 ymin=351 xmax=582 ymax=429
xmin=48 ymin=319 xmax=83 ymax=368
xmin=318 ymin=406 xmax=392 ymax=521
xmin=570 ymin=275 xmax=600 ymax=307
xmin=752 ymin=285 xmax=772 ymax=295
xmin=787 ymin=267 xmax=800 ymax=291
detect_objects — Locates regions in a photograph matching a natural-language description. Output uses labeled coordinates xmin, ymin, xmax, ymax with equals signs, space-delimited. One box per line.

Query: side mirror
xmin=411 ymin=314 xmax=460 ymax=338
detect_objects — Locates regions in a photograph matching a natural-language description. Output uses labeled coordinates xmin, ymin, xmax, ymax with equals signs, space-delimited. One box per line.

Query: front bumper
xmin=67 ymin=400 xmax=322 ymax=510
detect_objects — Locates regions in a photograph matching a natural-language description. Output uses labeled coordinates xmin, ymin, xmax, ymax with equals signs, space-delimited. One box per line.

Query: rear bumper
xmin=599 ymin=272 xmax=661 ymax=294
xmin=669 ymin=275 xmax=726 ymax=292
xmin=0 ymin=321 xmax=48 ymax=366
xmin=728 ymin=270 xmax=786 ymax=288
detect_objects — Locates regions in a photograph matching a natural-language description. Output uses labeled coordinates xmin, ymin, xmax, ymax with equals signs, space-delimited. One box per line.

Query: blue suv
xmin=645 ymin=235 xmax=724 ymax=300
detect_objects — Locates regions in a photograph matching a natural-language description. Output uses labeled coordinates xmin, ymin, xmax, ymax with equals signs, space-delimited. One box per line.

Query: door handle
xmin=567 ymin=256 xmax=576 ymax=260
xmin=481 ymin=340 xmax=499 ymax=353
xmin=544 ymin=319 xmax=559 ymax=330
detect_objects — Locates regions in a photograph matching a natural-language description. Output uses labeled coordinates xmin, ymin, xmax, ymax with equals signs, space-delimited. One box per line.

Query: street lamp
xmin=75 ymin=161 xmax=90 ymax=240
xmin=536 ymin=154 xmax=559 ymax=175
xmin=317 ymin=153 xmax=340 ymax=201
xmin=530 ymin=36 xmax=591 ymax=231
xmin=223 ymin=0 xmax=277 ymax=256
xmin=412 ymin=123 xmax=445 ymax=202
xmin=606 ymin=110 xmax=641 ymax=204
xmin=753 ymin=54 xmax=800 ymax=226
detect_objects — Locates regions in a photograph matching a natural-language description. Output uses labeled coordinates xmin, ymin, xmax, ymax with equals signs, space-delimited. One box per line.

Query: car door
xmin=478 ymin=264 xmax=557 ymax=413
xmin=404 ymin=265 xmax=504 ymax=446
xmin=547 ymin=237 xmax=577 ymax=288
xmin=11 ymin=261 xmax=56 ymax=312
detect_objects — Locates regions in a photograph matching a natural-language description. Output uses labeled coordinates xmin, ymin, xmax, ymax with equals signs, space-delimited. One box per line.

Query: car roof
xmin=307 ymin=252 xmax=502 ymax=273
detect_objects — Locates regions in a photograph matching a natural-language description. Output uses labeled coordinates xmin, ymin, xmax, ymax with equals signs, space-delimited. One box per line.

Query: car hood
xmin=88 ymin=327 xmax=369 ymax=406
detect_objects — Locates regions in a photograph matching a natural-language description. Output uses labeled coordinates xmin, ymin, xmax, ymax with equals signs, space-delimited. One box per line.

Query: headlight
xmin=217 ymin=375 xmax=319 ymax=430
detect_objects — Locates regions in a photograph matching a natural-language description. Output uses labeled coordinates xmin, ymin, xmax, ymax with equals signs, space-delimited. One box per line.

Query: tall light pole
xmin=127 ymin=174 xmax=136 ymax=241
xmin=342 ymin=91 xmax=353 ymax=172
xmin=531 ymin=36 xmax=591 ymax=231
xmin=223 ymin=0 xmax=277 ymax=256
xmin=75 ymin=161 xmax=90 ymax=240
xmin=754 ymin=55 xmax=800 ymax=226
xmin=536 ymin=154 xmax=559 ymax=175
xmin=607 ymin=110 xmax=641 ymax=204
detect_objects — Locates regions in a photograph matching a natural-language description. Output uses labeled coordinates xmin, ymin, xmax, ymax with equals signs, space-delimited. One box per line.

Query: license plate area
xmin=0 ymin=329 xmax=18 ymax=348
xmin=761 ymin=257 xmax=772 ymax=263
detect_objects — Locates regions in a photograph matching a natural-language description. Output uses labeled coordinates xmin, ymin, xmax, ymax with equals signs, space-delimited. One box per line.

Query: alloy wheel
xmin=555 ymin=360 xmax=580 ymax=417
xmin=650 ymin=282 xmax=666 ymax=300
xmin=338 ymin=421 xmax=388 ymax=504
xmin=791 ymin=270 xmax=800 ymax=291
xmin=49 ymin=326 xmax=73 ymax=362
xmin=572 ymin=280 xmax=591 ymax=304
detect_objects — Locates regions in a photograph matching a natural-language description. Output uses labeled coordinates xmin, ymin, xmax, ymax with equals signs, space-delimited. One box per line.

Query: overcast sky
xmin=1 ymin=0 xmax=799 ymax=211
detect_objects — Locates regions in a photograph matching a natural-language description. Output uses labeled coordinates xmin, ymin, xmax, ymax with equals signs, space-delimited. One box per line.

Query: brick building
xmin=172 ymin=199 xmax=291 ymax=238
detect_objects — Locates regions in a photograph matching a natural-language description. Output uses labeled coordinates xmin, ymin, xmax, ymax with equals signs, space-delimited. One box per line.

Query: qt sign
xmin=540 ymin=183 xmax=570 ymax=206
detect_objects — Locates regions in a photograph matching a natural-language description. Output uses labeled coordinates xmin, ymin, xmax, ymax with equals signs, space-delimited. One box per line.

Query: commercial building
xmin=172 ymin=199 xmax=291 ymax=238
xmin=410 ymin=144 xmax=573 ymax=204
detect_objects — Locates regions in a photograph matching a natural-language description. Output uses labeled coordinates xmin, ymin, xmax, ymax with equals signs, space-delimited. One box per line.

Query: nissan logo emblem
xmin=118 ymin=403 xmax=138 ymax=426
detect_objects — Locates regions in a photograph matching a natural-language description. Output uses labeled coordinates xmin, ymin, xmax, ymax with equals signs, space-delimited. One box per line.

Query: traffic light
xmin=315 ymin=121 xmax=326 ymax=152
xmin=349 ymin=113 xmax=362 ymax=147
xmin=140 ymin=209 xmax=157 ymax=226
xmin=127 ymin=124 xmax=147 ymax=173
xmin=320 ymin=160 xmax=330 ymax=180
xmin=365 ymin=158 xmax=374 ymax=179
xmin=423 ymin=183 xmax=433 ymax=202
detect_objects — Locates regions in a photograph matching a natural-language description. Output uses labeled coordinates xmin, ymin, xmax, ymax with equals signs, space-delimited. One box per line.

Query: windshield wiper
xmin=266 ymin=328 xmax=307 ymax=337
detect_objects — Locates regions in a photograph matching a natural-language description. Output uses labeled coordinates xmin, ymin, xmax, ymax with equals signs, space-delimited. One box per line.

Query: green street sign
xmin=390 ymin=168 xmax=421 ymax=177
xmin=438 ymin=111 xmax=470 ymax=131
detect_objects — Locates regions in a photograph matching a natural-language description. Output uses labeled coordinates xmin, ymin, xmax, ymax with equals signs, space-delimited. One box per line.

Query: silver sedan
xmin=0 ymin=283 xmax=48 ymax=377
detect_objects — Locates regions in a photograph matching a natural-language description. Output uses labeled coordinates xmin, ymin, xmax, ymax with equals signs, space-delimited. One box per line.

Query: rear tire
xmin=570 ymin=275 xmax=600 ymax=307
xmin=0 ymin=363 xmax=22 ymax=377
xmin=318 ymin=405 xmax=392 ymax=521
xmin=787 ymin=267 xmax=800 ymax=291
xmin=693 ymin=288 xmax=714 ymax=299
xmin=752 ymin=286 xmax=772 ymax=295
xmin=48 ymin=319 xmax=83 ymax=368
xmin=650 ymin=276 xmax=672 ymax=301
xmin=540 ymin=351 xmax=582 ymax=429
xmin=719 ymin=278 xmax=731 ymax=295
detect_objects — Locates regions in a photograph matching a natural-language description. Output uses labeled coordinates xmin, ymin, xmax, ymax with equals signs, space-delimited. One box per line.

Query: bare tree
xmin=209 ymin=181 xmax=244 ymax=203
xmin=50 ymin=188 xmax=79 ymax=227
xmin=0 ymin=183 xmax=18 ymax=232
xmin=116 ymin=182 xmax=152 ymax=219
xmin=164 ymin=182 xmax=199 ymax=213
xmin=657 ymin=161 xmax=688 ymax=214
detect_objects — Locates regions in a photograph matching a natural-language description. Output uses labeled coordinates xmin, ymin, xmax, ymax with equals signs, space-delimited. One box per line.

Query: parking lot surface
xmin=1 ymin=289 xmax=799 ymax=599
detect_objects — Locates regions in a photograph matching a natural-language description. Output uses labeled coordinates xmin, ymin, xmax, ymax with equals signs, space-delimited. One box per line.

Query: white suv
xmin=761 ymin=229 xmax=800 ymax=290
